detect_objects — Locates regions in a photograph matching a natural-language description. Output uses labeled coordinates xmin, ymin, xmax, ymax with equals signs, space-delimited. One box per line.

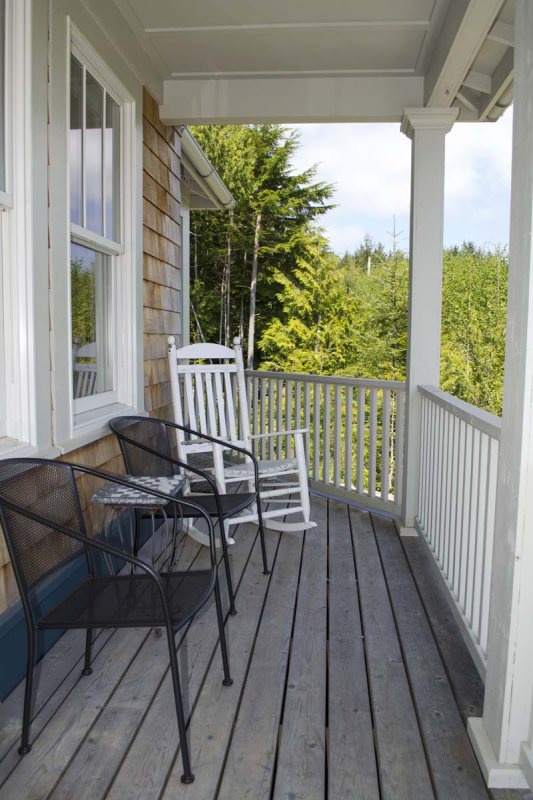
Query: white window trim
xmin=0 ymin=0 xmax=13 ymax=210
xmin=49 ymin=14 xmax=143 ymax=454
xmin=0 ymin=0 xmax=55 ymax=460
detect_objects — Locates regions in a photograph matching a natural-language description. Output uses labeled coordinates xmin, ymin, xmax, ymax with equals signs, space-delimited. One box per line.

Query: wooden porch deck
xmin=0 ymin=495 xmax=529 ymax=800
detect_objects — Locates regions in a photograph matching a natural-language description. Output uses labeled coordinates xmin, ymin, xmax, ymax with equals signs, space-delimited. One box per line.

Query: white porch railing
xmin=417 ymin=386 xmax=500 ymax=674
xmin=245 ymin=370 xmax=406 ymax=515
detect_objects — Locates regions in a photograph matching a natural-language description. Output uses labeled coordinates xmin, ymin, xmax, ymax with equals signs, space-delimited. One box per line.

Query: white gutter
xmin=180 ymin=127 xmax=235 ymax=210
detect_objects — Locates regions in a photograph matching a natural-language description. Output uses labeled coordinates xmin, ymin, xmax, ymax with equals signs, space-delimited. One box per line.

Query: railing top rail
xmin=419 ymin=385 xmax=501 ymax=439
xmin=245 ymin=370 xmax=406 ymax=391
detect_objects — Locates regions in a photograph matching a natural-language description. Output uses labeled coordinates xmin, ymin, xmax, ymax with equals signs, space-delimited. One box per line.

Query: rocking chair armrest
xmin=250 ymin=428 xmax=308 ymax=440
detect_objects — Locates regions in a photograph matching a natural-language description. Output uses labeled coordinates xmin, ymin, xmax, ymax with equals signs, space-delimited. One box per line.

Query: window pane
xmin=104 ymin=93 xmax=120 ymax=241
xmin=85 ymin=71 xmax=103 ymax=235
xmin=71 ymin=242 xmax=113 ymax=398
xmin=0 ymin=0 xmax=5 ymax=194
xmin=69 ymin=56 xmax=83 ymax=225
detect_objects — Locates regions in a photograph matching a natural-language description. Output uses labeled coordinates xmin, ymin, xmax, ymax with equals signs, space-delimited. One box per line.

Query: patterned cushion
xmin=91 ymin=474 xmax=185 ymax=507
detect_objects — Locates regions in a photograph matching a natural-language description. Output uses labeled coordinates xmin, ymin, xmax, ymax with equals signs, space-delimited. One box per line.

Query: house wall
xmin=142 ymin=88 xmax=184 ymax=420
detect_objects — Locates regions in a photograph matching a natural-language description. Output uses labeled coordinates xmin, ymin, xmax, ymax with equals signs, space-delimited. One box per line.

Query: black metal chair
xmin=0 ymin=458 xmax=233 ymax=784
xmin=109 ymin=416 xmax=270 ymax=616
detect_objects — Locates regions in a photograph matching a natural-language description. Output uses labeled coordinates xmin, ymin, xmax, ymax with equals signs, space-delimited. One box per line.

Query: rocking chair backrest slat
xmin=214 ymin=370 xmax=229 ymax=440
xmin=184 ymin=372 xmax=199 ymax=438
xmin=195 ymin=372 xmax=209 ymax=435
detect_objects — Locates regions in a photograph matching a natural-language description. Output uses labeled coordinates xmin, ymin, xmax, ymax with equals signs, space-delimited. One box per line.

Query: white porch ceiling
xmin=109 ymin=0 xmax=515 ymax=123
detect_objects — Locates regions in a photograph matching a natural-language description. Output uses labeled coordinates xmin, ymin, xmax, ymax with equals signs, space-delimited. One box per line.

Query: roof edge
xmin=180 ymin=128 xmax=236 ymax=211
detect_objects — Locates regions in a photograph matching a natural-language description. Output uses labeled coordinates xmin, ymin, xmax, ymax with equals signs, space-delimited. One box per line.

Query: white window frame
xmin=0 ymin=0 xmax=52 ymax=458
xmin=49 ymin=14 xmax=143 ymax=452
xmin=68 ymin=46 xmax=124 ymax=415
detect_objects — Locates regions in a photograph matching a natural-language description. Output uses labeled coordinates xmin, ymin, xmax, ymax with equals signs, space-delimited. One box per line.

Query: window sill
xmin=0 ymin=439 xmax=61 ymax=461
xmin=58 ymin=403 xmax=146 ymax=455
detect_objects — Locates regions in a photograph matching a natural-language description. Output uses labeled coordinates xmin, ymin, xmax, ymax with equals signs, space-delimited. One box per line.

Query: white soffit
xmin=110 ymin=0 xmax=515 ymax=123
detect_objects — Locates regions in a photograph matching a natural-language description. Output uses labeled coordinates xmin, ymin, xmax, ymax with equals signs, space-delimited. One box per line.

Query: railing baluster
xmin=334 ymin=385 xmax=342 ymax=487
xmin=269 ymin=377 xmax=275 ymax=460
xmin=304 ymin=382 xmax=311 ymax=461
xmin=381 ymin=389 xmax=391 ymax=501
xmin=345 ymin=386 xmax=353 ymax=491
xmin=295 ymin=380 xmax=302 ymax=459
xmin=313 ymin=381 xmax=321 ymax=481
xmin=357 ymin=387 xmax=365 ymax=494
xmin=324 ymin=384 xmax=331 ymax=485
xmin=277 ymin=378 xmax=283 ymax=458
xmin=368 ymin=389 xmax=377 ymax=497
xmin=260 ymin=376 xmax=267 ymax=460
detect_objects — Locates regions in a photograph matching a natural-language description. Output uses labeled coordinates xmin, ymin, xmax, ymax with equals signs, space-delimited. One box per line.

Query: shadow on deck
xmin=0 ymin=495 xmax=529 ymax=799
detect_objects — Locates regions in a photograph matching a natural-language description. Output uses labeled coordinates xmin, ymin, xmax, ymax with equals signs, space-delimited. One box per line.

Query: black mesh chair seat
xmin=0 ymin=458 xmax=233 ymax=785
xmin=109 ymin=416 xmax=271 ymax=619
xmin=163 ymin=492 xmax=255 ymax=519
xmin=38 ymin=571 xmax=213 ymax=630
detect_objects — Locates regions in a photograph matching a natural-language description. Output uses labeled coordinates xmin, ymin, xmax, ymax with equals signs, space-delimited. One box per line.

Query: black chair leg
xmin=82 ymin=628 xmax=93 ymax=676
xmin=166 ymin=624 xmax=195 ymax=784
xmin=19 ymin=627 xmax=35 ymax=755
xmin=255 ymin=497 xmax=270 ymax=575
xmin=217 ymin=512 xmax=236 ymax=616
xmin=213 ymin=578 xmax=233 ymax=687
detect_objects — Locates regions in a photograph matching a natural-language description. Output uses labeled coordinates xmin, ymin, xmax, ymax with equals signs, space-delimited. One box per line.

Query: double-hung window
xmin=69 ymin=51 xmax=122 ymax=413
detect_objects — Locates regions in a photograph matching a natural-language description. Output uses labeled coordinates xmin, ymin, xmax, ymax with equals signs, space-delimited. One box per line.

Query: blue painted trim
xmin=0 ymin=516 xmax=156 ymax=700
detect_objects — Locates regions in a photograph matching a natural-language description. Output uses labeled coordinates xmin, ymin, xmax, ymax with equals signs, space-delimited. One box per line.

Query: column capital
xmin=401 ymin=108 xmax=459 ymax=140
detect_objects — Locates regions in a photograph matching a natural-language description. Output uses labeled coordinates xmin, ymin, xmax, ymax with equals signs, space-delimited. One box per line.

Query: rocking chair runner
xmin=0 ymin=458 xmax=232 ymax=784
xmin=167 ymin=336 xmax=316 ymax=534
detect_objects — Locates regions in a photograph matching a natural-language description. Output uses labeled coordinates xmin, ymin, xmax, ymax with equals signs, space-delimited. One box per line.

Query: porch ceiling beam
xmin=478 ymin=49 xmax=514 ymax=121
xmin=159 ymin=76 xmax=424 ymax=125
xmin=424 ymin=0 xmax=505 ymax=108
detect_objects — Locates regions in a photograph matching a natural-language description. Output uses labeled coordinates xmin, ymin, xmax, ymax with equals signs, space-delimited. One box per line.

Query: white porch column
xmin=400 ymin=108 xmax=457 ymax=527
xmin=468 ymin=0 xmax=533 ymax=790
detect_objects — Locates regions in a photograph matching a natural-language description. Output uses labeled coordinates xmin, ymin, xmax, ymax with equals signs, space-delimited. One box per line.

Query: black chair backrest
xmin=109 ymin=417 xmax=176 ymax=478
xmin=0 ymin=460 xmax=85 ymax=596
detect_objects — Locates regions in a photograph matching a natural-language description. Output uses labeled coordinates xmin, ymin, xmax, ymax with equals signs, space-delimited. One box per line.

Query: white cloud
xmin=290 ymin=108 xmax=513 ymax=253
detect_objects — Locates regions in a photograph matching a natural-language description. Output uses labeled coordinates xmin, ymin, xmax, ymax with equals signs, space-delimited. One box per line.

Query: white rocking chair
xmin=167 ymin=336 xmax=316 ymax=538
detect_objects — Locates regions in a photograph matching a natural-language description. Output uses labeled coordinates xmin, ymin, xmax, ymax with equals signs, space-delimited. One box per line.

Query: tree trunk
xmin=247 ymin=211 xmax=262 ymax=369
xmin=225 ymin=211 xmax=233 ymax=347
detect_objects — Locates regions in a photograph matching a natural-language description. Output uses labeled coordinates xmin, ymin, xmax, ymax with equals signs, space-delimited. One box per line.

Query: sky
xmin=290 ymin=108 xmax=513 ymax=255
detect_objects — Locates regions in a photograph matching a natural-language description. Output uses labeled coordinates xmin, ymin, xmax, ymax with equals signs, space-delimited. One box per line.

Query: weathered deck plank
xmin=104 ymin=525 xmax=259 ymax=800
xmin=216 ymin=528 xmax=303 ymax=800
xmin=373 ymin=513 xmax=489 ymax=800
xmin=0 ymin=495 xmax=520 ymax=800
xmin=328 ymin=501 xmax=379 ymax=800
xmin=272 ymin=497 xmax=328 ymax=800
xmin=162 ymin=528 xmax=282 ymax=799
xmin=350 ymin=507 xmax=435 ymax=800
xmin=399 ymin=527 xmax=484 ymax=720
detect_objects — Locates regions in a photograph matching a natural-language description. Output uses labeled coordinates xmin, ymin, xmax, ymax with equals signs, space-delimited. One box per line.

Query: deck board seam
xmin=347 ymin=506 xmax=384 ymax=800
xmin=212 ymin=528 xmax=285 ymax=800
xmin=369 ymin=512 xmax=439 ymax=799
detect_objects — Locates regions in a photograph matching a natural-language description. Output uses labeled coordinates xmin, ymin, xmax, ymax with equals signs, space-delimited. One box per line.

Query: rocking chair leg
xmin=166 ymin=625 xmax=195 ymax=784
xmin=19 ymin=627 xmax=35 ymax=755
xmin=214 ymin=578 xmax=233 ymax=687
xmin=82 ymin=628 xmax=93 ymax=676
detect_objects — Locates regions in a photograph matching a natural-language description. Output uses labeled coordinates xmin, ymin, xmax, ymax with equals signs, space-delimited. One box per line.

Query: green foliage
xmin=189 ymin=124 xmax=334 ymax=354
xmin=189 ymin=125 xmax=508 ymax=416
xmin=441 ymin=245 xmax=507 ymax=415
xmin=71 ymin=257 xmax=95 ymax=344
